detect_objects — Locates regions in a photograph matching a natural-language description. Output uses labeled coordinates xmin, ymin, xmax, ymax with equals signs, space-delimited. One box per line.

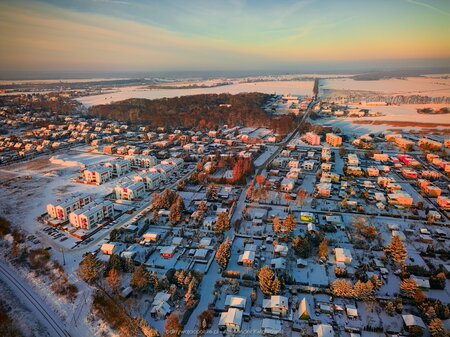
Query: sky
xmin=0 ymin=0 xmax=449 ymax=76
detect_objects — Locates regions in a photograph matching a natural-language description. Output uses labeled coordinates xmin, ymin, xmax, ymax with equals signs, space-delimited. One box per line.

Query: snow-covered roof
xmin=219 ymin=308 xmax=243 ymax=327
xmin=314 ymin=324 xmax=334 ymax=337
xmin=402 ymin=314 xmax=426 ymax=328
xmin=261 ymin=318 xmax=282 ymax=335
xmin=225 ymin=295 xmax=247 ymax=309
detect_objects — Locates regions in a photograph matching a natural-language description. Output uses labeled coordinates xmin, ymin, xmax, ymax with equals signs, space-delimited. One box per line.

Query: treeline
xmin=89 ymin=93 xmax=296 ymax=133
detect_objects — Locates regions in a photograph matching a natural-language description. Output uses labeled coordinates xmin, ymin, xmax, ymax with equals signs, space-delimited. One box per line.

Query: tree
xmin=198 ymin=201 xmax=207 ymax=211
xmin=214 ymin=212 xmax=230 ymax=233
xmin=78 ymin=253 xmax=99 ymax=284
xmin=292 ymin=235 xmax=311 ymax=258
xmin=318 ymin=237 xmax=329 ymax=260
xmin=108 ymin=254 xmax=124 ymax=272
xmin=272 ymin=217 xmax=282 ymax=233
xmin=106 ymin=268 xmax=122 ymax=294
xmin=385 ymin=301 xmax=395 ymax=316
xmin=282 ymin=213 xmax=296 ymax=236
xmin=429 ymin=318 xmax=447 ymax=337
xmin=198 ymin=310 xmax=214 ymax=330
xmin=169 ymin=196 xmax=184 ymax=224
xmin=163 ymin=313 xmax=182 ymax=337
xmin=206 ymin=183 xmax=217 ymax=200
xmin=215 ymin=238 xmax=231 ymax=269
xmin=0 ymin=217 xmax=11 ymax=238
xmin=339 ymin=146 xmax=346 ymax=156
xmin=135 ymin=316 xmax=160 ymax=337
xmin=331 ymin=279 xmax=354 ymax=297
xmin=384 ymin=235 xmax=407 ymax=264
xmin=257 ymin=266 xmax=281 ymax=295
xmin=370 ymin=274 xmax=382 ymax=291
xmin=131 ymin=265 xmax=150 ymax=292
xmin=400 ymin=278 xmax=419 ymax=298
xmin=353 ymin=280 xmax=374 ymax=301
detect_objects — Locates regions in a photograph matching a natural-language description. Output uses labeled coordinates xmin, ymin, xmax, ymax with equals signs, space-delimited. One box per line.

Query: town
xmin=0 ymin=85 xmax=449 ymax=337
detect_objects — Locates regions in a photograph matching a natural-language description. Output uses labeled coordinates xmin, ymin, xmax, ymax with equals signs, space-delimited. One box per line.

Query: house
xmin=143 ymin=232 xmax=159 ymax=242
xmin=261 ymin=318 xmax=282 ymax=336
xmin=297 ymin=258 xmax=308 ymax=268
xmin=298 ymin=297 xmax=314 ymax=320
xmin=101 ymin=243 xmax=117 ymax=255
xmin=280 ymin=178 xmax=295 ymax=192
xmin=239 ymin=250 xmax=256 ymax=266
xmin=225 ymin=295 xmax=247 ymax=310
xmin=388 ymin=192 xmax=413 ymax=206
xmin=402 ymin=314 xmax=426 ymax=330
xmin=274 ymin=244 xmax=288 ymax=256
xmin=151 ymin=292 xmax=171 ymax=318
xmin=366 ymin=167 xmax=379 ymax=177
xmin=317 ymin=183 xmax=332 ymax=197
xmin=313 ymin=324 xmax=334 ymax=337
xmin=199 ymin=237 xmax=213 ymax=248
xmin=401 ymin=168 xmax=418 ymax=179
xmin=271 ymin=257 xmax=286 ymax=271
xmin=335 ymin=248 xmax=352 ymax=264
xmin=437 ymin=196 xmax=450 ymax=209
xmin=160 ymin=246 xmax=176 ymax=258
xmin=373 ymin=153 xmax=389 ymax=161
xmin=263 ymin=296 xmax=289 ymax=316
xmin=302 ymin=160 xmax=315 ymax=170
xmin=219 ymin=308 xmax=243 ymax=333
xmin=424 ymin=185 xmax=442 ymax=197
xmin=346 ymin=304 xmax=358 ymax=319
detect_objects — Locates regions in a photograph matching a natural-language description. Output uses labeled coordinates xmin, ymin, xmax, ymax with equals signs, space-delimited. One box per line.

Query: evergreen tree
xmin=318 ymin=237 xmax=329 ymax=260
xmin=273 ymin=217 xmax=282 ymax=233
xmin=215 ymin=238 xmax=231 ymax=269
xmin=292 ymin=235 xmax=311 ymax=258
xmin=163 ymin=313 xmax=183 ymax=337
xmin=282 ymin=213 xmax=296 ymax=235
xmin=214 ymin=212 xmax=230 ymax=233
xmin=78 ymin=253 xmax=99 ymax=284
xmin=131 ymin=265 xmax=150 ymax=292
xmin=384 ymin=235 xmax=407 ymax=264
xmin=257 ymin=266 xmax=281 ymax=295
xmin=331 ymin=279 xmax=354 ymax=297
xmin=353 ymin=280 xmax=374 ymax=301
xmin=108 ymin=254 xmax=123 ymax=272
xmin=106 ymin=268 xmax=122 ymax=294
xmin=169 ymin=196 xmax=184 ymax=223
xmin=429 ymin=318 xmax=447 ymax=337
xmin=206 ymin=183 xmax=217 ymax=200
xmin=400 ymin=278 xmax=419 ymax=298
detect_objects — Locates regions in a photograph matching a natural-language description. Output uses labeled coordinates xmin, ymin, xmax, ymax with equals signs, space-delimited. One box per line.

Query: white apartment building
xmin=47 ymin=193 xmax=93 ymax=221
xmin=82 ymin=165 xmax=113 ymax=184
xmin=114 ymin=181 xmax=145 ymax=200
xmin=69 ymin=200 xmax=114 ymax=230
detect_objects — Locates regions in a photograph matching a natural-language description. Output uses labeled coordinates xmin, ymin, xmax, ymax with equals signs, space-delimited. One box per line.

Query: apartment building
xmin=305 ymin=132 xmax=321 ymax=146
xmin=69 ymin=200 xmax=114 ymax=230
xmin=325 ymin=133 xmax=342 ymax=147
xmin=114 ymin=181 xmax=145 ymax=200
xmin=82 ymin=165 xmax=113 ymax=184
xmin=47 ymin=193 xmax=93 ymax=221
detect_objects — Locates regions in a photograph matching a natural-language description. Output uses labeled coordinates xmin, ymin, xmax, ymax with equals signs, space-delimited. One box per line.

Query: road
xmin=0 ymin=261 xmax=72 ymax=337
xmin=183 ymin=102 xmax=316 ymax=335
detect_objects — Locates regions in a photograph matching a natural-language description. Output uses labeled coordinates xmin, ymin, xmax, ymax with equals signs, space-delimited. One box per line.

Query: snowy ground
xmin=78 ymin=81 xmax=314 ymax=106
xmin=322 ymin=76 xmax=450 ymax=97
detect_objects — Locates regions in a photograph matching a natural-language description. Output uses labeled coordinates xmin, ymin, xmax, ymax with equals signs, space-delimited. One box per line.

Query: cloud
xmin=404 ymin=0 xmax=450 ymax=17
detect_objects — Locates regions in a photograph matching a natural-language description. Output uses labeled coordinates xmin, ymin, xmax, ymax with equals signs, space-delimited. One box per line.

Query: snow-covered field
xmin=322 ymin=76 xmax=450 ymax=97
xmin=78 ymin=81 xmax=314 ymax=106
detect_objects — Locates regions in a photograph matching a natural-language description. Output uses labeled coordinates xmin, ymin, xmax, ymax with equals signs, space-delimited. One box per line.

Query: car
xmin=33 ymin=239 xmax=41 ymax=244
xmin=44 ymin=246 xmax=52 ymax=250
xmin=60 ymin=237 xmax=68 ymax=242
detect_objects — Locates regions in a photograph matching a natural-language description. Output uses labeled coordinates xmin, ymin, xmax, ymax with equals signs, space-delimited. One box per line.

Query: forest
xmin=88 ymin=93 xmax=296 ymax=134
